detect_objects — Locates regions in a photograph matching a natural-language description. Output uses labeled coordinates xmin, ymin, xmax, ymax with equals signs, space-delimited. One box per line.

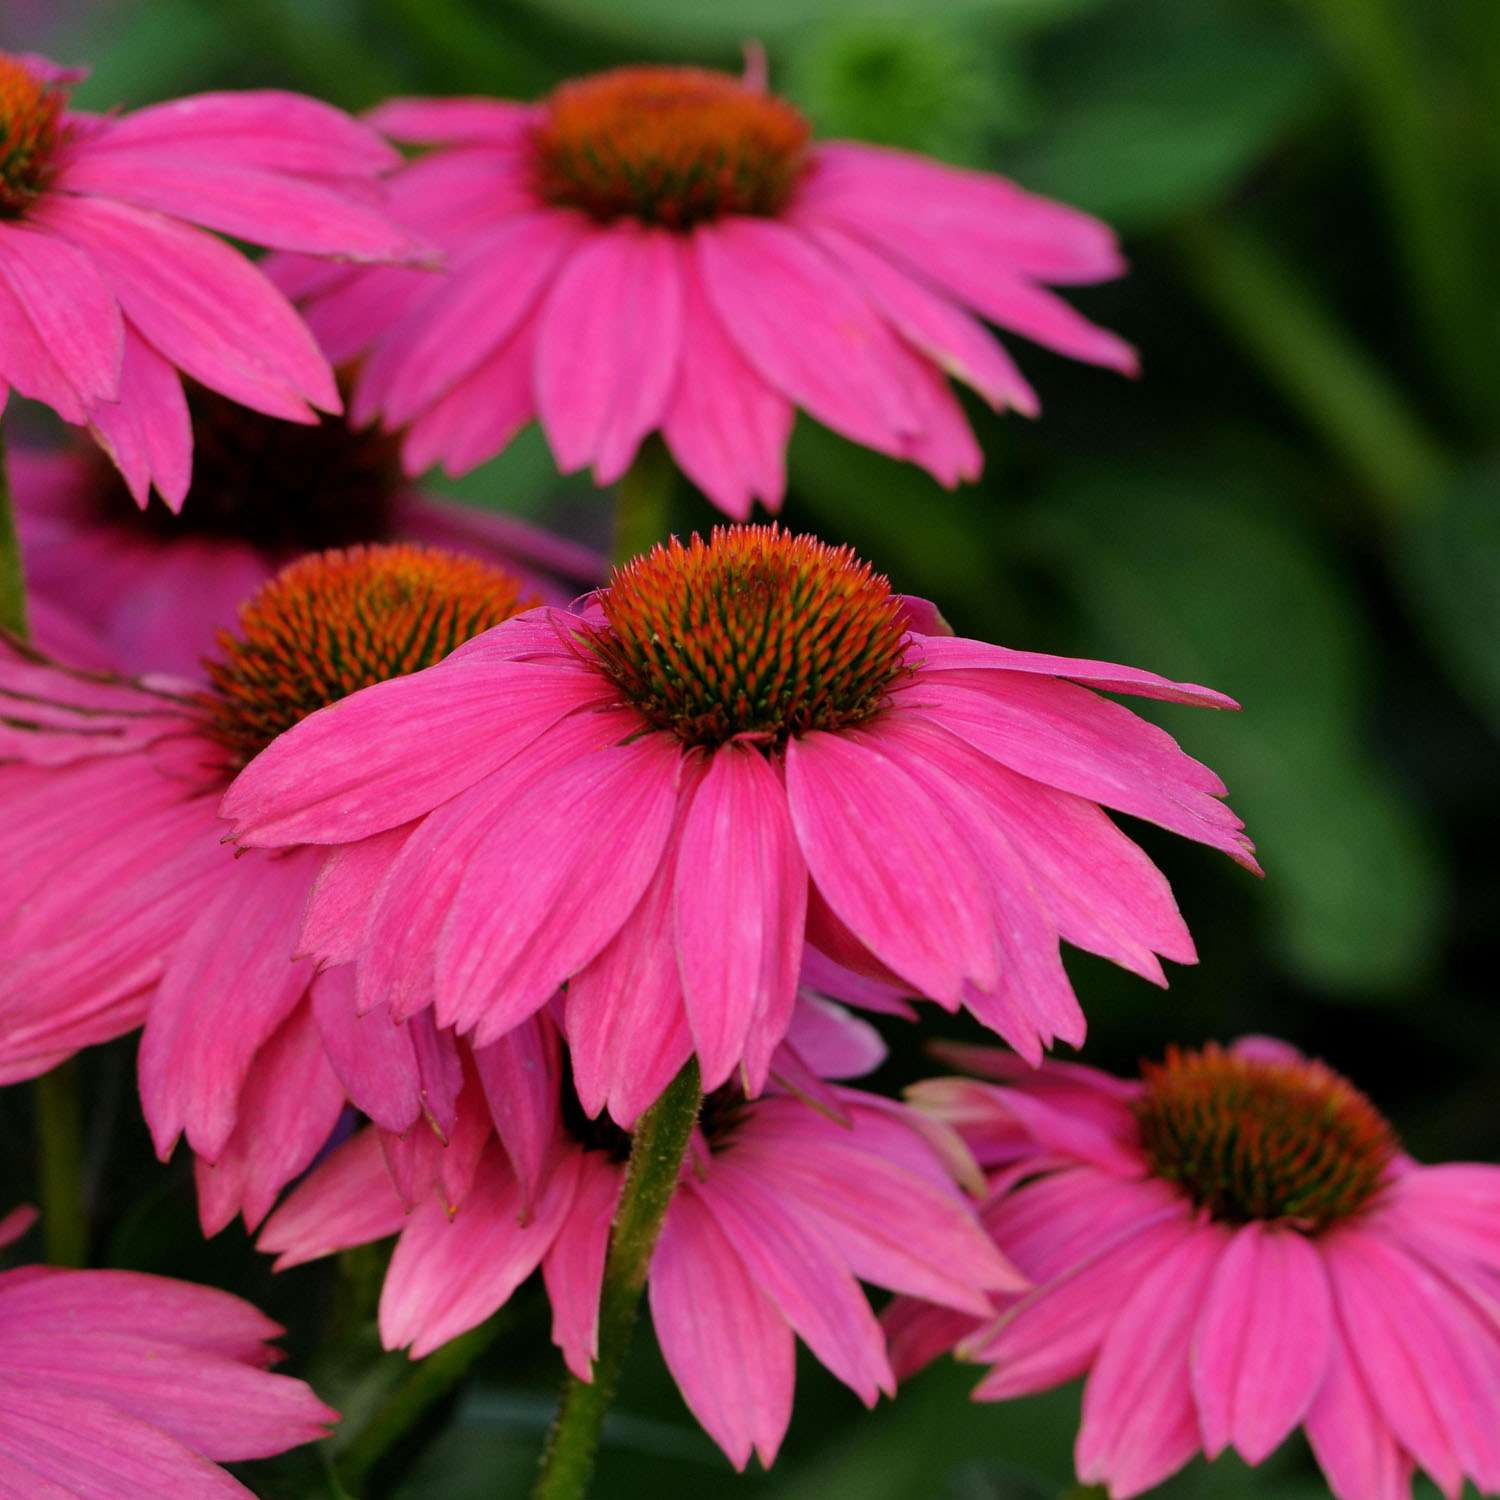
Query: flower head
xmin=890 ymin=1040 xmax=1500 ymax=1500
xmin=258 ymin=1006 xmax=1021 ymax=1470
xmin=0 ymin=1204 xmax=334 ymax=1498
xmin=224 ymin=523 xmax=1256 ymax=1123
xmin=0 ymin=544 xmax=537 ymax=1232
xmin=0 ymin=49 xmax=427 ymax=506
xmin=10 ymin=395 xmax=601 ymax=678
xmin=277 ymin=62 xmax=1134 ymax=516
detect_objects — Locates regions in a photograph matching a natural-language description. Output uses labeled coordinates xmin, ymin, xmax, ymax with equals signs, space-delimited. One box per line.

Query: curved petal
xmin=85 ymin=322 xmax=190 ymax=509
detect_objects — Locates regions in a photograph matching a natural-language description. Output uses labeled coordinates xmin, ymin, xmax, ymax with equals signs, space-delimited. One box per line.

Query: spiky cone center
xmin=204 ymin=544 xmax=538 ymax=766
xmin=587 ymin=525 xmax=910 ymax=751
xmin=531 ymin=65 xmax=810 ymax=228
xmin=93 ymin=385 xmax=405 ymax=547
xmin=1135 ymin=1043 xmax=1399 ymax=1230
xmin=0 ymin=54 xmax=65 ymax=215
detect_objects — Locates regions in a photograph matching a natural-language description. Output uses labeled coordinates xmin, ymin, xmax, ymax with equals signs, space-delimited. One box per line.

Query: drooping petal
xmin=309 ymin=967 xmax=424 ymax=1135
xmin=85 ymin=322 xmax=190 ymax=509
xmin=1191 ymin=1220 xmax=1332 ymax=1463
xmin=473 ymin=1014 xmax=564 ymax=1213
xmin=541 ymin=1151 xmax=623 ymax=1381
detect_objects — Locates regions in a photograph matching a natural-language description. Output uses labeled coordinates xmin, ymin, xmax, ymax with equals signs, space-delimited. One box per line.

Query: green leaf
xmin=1002 ymin=0 xmax=1329 ymax=229
xmin=1401 ymin=463 xmax=1500 ymax=741
xmin=1027 ymin=466 xmax=1443 ymax=995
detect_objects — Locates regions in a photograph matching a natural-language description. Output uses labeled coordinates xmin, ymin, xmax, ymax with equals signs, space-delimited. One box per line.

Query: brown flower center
xmin=1135 ymin=1043 xmax=1399 ymax=1230
xmin=204 ymin=544 xmax=537 ymax=766
xmin=0 ymin=54 xmax=65 ymax=216
xmin=586 ymin=524 xmax=909 ymax=750
xmin=531 ymin=65 xmax=810 ymax=228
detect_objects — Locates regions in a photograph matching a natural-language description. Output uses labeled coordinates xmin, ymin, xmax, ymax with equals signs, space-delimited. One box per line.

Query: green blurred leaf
xmin=1402 ymin=464 xmax=1500 ymax=741
xmin=1027 ymin=467 xmax=1443 ymax=995
xmin=1002 ymin=0 xmax=1329 ymax=229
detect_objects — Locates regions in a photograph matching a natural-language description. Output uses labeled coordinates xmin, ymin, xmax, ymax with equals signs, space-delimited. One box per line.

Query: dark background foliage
xmin=2 ymin=0 xmax=1496 ymax=1496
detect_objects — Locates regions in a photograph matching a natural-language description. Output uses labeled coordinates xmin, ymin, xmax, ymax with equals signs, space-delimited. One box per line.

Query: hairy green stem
xmin=1173 ymin=214 xmax=1450 ymax=519
xmin=612 ymin=438 xmax=676 ymax=565
xmin=532 ymin=1060 xmax=703 ymax=1500
xmin=2 ymin=423 xmax=86 ymax=1266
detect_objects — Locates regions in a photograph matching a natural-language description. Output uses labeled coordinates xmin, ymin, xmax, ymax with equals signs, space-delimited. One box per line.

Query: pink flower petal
xmin=436 ymin=734 xmax=682 ymax=1043
xmin=1191 ymin=1220 xmax=1332 ymax=1463
xmin=535 ymin=222 xmax=684 ymax=482
xmin=365 ymin=97 xmax=542 ymax=146
xmin=674 ymin=743 xmax=806 ymax=1093
xmin=473 ymin=1014 xmax=564 ymax=1214
xmin=309 ymin=967 xmax=424 ymax=1135
xmin=696 ymin=218 xmax=919 ymax=456
xmin=301 ymin=824 xmax=415 ymax=967
xmin=650 ymin=1185 xmax=795 ymax=1471
xmin=380 ymin=1142 xmax=579 ymax=1358
xmin=661 ymin=242 xmax=792 ymax=517
xmin=85 ymin=322 xmax=190 ymax=509
xmin=542 ymin=1151 xmax=623 ymax=1381
xmin=1075 ymin=1223 xmax=1232 ymax=1497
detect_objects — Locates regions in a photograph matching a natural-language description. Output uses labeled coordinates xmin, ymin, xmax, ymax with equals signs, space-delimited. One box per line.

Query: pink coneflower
xmin=259 ymin=1007 xmax=1022 ymax=1471
xmin=224 ymin=524 xmax=1257 ymax=1117
xmin=0 ymin=545 xmax=538 ymax=1230
xmin=0 ymin=1203 xmax=335 ymax=1497
xmin=9 ymin=388 xmax=603 ymax=678
xmin=275 ymin=63 xmax=1134 ymax=516
xmin=890 ymin=1039 xmax=1500 ymax=1500
xmin=0 ymin=50 xmax=425 ymax=505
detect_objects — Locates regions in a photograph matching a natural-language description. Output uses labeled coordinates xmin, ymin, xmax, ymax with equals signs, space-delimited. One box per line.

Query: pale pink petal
xmin=436 ymin=735 xmax=682 ymax=1042
xmin=193 ymin=998 xmax=344 ymax=1235
xmin=222 ymin=657 xmax=608 ymax=846
xmin=797 ymin=947 xmax=916 ymax=1019
xmin=785 ymin=729 xmax=1000 ymax=1005
xmin=85 ymin=322 xmax=191 ymax=510
xmin=661 ymin=242 xmax=791 ymax=517
xmin=380 ymin=1143 xmax=579 ymax=1358
xmin=674 ymin=743 xmax=806 ymax=1093
xmin=137 ymin=848 xmax=321 ymax=1161
xmin=258 ymin=1130 xmax=409 ymax=1270
xmin=31 ymin=194 xmax=336 ymax=419
xmin=0 ymin=221 xmax=122 ymax=408
xmin=700 ymin=1160 xmax=893 ymax=1404
xmin=542 ymin=1151 xmax=623 ymax=1381
xmin=1075 ymin=1223 xmax=1232 ymax=1497
xmin=649 ymin=1185 xmax=795 ymax=1471
xmin=696 ymin=218 xmax=919 ymax=456
xmin=806 ymin=222 xmax=1038 ymax=413
xmin=1191 ymin=1220 xmax=1332 ymax=1462
xmin=535 ymin=223 xmax=684 ymax=482
xmin=57 ymin=151 xmax=425 ymax=262
xmin=473 ymin=1014 xmax=564 ymax=1213
xmin=781 ymin=995 xmax=885 ymax=1080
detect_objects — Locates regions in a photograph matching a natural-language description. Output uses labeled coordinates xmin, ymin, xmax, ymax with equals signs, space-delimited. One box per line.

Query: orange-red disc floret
xmin=204 ymin=544 xmax=538 ymax=766
xmin=0 ymin=54 xmax=65 ymax=215
xmin=587 ymin=524 xmax=910 ymax=750
xmin=1135 ymin=1043 xmax=1399 ymax=1231
xmin=531 ymin=65 xmax=810 ymax=228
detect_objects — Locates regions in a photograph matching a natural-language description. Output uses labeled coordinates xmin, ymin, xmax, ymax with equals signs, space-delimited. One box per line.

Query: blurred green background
xmin=2 ymin=0 xmax=1497 ymax=1496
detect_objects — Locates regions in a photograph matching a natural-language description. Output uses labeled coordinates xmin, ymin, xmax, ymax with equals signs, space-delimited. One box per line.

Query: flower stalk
xmin=531 ymin=1059 xmax=703 ymax=1500
xmin=613 ymin=437 xmax=676 ymax=565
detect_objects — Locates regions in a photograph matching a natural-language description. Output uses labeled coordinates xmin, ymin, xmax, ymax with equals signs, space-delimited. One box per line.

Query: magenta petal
xmin=535 ymin=223 xmax=684 ymax=482
xmin=697 ymin=218 xmax=919 ymax=455
xmin=309 ymin=967 xmax=423 ymax=1135
xmin=674 ymin=743 xmax=806 ymax=1093
xmin=785 ymin=730 xmax=1000 ymax=1005
xmin=699 ymin=1160 xmax=893 ymax=1405
xmin=1191 ymin=1220 xmax=1332 ymax=1463
xmin=365 ymin=96 xmax=542 ymax=146
xmin=542 ymin=1151 xmax=623 ymax=1381
xmin=0 ymin=221 xmax=122 ymax=408
xmin=473 ymin=1013 xmax=564 ymax=1213
xmin=661 ymin=242 xmax=792 ymax=517
xmin=380 ymin=1143 xmax=579 ymax=1358
xmin=436 ymin=735 xmax=682 ymax=1043
xmin=650 ymin=1185 xmax=795 ymax=1471
xmin=300 ymin=824 xmax=414 ymax=967
xmin=1076 ymin=1223 xmax=1231 ymax=1497
xmin=258 ymin=1131 xmax=409 ymax=1270
xmin=86 ymin=322 xmax=191 ymax=509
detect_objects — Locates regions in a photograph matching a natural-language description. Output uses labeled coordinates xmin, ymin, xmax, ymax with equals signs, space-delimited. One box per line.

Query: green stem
xmin=532 ymin=1060 xmax=703 ymax=1500
xmin=1173 ymin=214 xmax=1450 ymax=520
xmin=335 ymin=1319 xmax=500 ymax=1496
xmin=35 ymin=1062 xmax=86 ymax=1267
xmin=0 ymin=424 xmax=29 ymax=639
xmin=1059 ymin=1487 xmax=1107 ymax=1500
xmin=612 ymin=437 xmax=676 ymax=565
xmin=1 ymin=422 xmax=86 ymax=1267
